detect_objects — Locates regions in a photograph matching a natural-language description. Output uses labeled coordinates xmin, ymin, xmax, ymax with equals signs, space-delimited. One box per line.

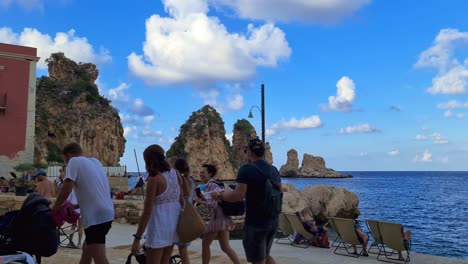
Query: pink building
xmin=0 ymin=43 xmax=40 ymax=177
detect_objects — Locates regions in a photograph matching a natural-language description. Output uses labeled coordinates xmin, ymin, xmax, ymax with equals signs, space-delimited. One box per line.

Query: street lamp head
xmin=248 ymin=110 xmax=253 ymax=118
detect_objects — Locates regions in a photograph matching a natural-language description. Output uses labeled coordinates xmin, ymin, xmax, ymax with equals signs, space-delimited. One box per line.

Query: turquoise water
xmin=129 ymin=171 xmax=468 ymax=260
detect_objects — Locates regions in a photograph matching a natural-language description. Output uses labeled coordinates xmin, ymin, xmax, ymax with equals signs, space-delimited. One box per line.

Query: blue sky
xmin=2 ymin=0 xmax=468 ymax=171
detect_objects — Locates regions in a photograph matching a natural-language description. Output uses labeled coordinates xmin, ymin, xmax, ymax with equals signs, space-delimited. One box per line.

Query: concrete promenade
xmin=95 ymin=222 xmax=467 ymax=264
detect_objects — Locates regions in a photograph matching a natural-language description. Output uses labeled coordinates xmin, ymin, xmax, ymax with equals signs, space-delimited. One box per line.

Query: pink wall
xmin=0 ymin=43 xmax=36 ymax=158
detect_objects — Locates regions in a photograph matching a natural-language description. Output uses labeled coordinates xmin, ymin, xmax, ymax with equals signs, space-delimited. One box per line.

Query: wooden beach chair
xmin=327 ymin=217 xmax=366 ymax=258
xmin=284 ymin=213 xmax=315 ymax=248
xmin=276 ymin=213 xmax=295 ymax=245
xmin=377 ymin=220 xmax=411 ymax=264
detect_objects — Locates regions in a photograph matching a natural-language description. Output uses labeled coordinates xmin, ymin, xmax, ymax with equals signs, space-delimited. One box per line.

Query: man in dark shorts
xmin=213 ymin=138 xmax=282 ymax=264
xmin=53 ymin=143 xmax=114 ymax=264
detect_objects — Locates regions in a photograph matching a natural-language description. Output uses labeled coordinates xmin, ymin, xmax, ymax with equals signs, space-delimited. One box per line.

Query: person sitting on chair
xmin=399 ymin=226 xmax=412 ymax=260
xmin=353 ymin=221 xmax=369 ymax=256
xmin=295 ymin=212 xmax=330 ymax=247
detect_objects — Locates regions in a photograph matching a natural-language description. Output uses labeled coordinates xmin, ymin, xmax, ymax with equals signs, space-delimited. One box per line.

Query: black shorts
xmin=84 ymin=221 xmax=112 ymax=245
xmin=242 ymin=221 xmax=278 ymax=263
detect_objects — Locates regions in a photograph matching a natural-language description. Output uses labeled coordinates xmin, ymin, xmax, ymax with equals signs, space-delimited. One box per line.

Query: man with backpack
xmin=212 ymin=137 xmax=283 ymax=264
xmin=53 ymin=143 xmax=114 ymax=264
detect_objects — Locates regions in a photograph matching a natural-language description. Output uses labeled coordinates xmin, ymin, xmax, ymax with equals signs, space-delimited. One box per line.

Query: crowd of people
xmin=3 ymin=138 xmax=411 ymax=263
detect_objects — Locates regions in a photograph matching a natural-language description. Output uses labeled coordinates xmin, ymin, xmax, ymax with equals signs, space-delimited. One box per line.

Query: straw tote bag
xmin=177 ymin=197 xmax=206 ymax=243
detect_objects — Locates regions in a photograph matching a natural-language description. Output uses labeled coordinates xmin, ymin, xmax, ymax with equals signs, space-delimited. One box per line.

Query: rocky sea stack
xmin=280 ymin=149 xmax=351 ymax=178
xmin=167 ymin=105 xmax=237 ymax=180
xmin=34 ymin=53 xmax=125 ymax=165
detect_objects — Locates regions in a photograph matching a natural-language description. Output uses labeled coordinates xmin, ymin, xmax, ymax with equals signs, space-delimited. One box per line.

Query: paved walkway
xmin=105 ymin=222 xmax=468 ymax=264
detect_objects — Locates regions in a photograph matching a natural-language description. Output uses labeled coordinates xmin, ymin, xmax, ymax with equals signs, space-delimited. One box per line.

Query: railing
xmin=46 ymin=165 xmax=127 ymax=178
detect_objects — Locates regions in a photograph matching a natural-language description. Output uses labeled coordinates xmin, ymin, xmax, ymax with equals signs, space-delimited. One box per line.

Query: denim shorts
xmin=242 ymin=221 xmax=278 ymax=263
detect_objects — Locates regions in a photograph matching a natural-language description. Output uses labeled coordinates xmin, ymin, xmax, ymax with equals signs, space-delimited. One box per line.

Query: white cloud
xmin=141 ymin=129 xmax=163 ymax=138
xmin=416 ymin=134 xmax=428 ymax=140
xmin=128 ymin=0 xmax=291 ymax=86
xmin=415 ymin=28 xmax=468 ymax=95
xmin=225 ymin=133 xmax=233 ymax=144
xmin=123 ymin=125 xmax=138 ymax=137
xmin=437 ymin=100 xmax=468 ymax=109
xmin=414 ymin=150 xmax=433 ymax=162
xmin=388 ymin=150 xmax=399 ymax=156
xmin=323 ymin=76 xmax=356 ymax=112
xmin=427 ymin=64 xmax=468 ymax=95
xmin=430 ymin=133 xmax=449 ymax=145
xmin=444 ymin=110 xmax=464 ymax=119
xmin=0 ymin=27 xmax=111 ymax=69
xmin=339 ymin=124 xmax=380 ymax=134
xmin=226 ymin=94 xmax=244 ymax=111
xmin=416 ymin=133 xmax=449 ymax=144
xmin=211 ymin=0 xmax=371 ymax=23
xmin=143 ymin=115 xmax=156 ymax=124
xmin=271 ymin=115 xmax=322 ymax=131
xmin=0 ymin=0 xmax=43 ymax=11
xmin=107 ymin=83 xmax=131 ymax=108
xmin=266 ymin=115 xmax=321 ymax=137
xmin=129 ymin=98 xmax=155 ymax=117
xmin=276 ymin=135 xmax=287 ymax=142
xmin=198 ymin=89 xmax=244 ymax=113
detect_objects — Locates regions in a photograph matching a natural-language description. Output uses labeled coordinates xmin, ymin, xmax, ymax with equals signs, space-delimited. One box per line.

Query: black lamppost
xmin=248 ymin=83 xmax=265 ymax=144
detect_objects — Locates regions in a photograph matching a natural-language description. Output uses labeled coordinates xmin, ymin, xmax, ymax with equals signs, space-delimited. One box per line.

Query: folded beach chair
xmin=327 ymin=217 xmax=366 ymax=258
xmin=276 ymin=213 xmax=295 ymax=245
xmin=59 ymin=222 xmax=80 ymax=248
xmin=284 ymin=213 xmax=315 ymax=248
xmin=376 ymin=220 xmax=411 ymax=264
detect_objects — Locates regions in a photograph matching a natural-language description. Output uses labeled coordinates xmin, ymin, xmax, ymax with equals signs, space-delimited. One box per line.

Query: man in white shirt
xmin=53 ymin=143 xmax=114 ymax=264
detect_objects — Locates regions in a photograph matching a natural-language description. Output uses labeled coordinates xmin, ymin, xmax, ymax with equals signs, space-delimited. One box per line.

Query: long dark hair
xmin=143 ymin=144 xmax=170 ymax=177
xmin=175 ymin=158 xmax=190 ymax=177
xmin=202 ymin=164 xmax=217 ymax=178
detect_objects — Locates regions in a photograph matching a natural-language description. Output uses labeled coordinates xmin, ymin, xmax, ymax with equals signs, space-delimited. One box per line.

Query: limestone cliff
xmin=280 ymin=149 xmax=299 ymax=177
xmin=167 ymin=105 xmax=236 ymax=180
xmin=299 ymin=153 xmax=351 ymax=178
xmin=231 ymin=119 xmax=257 ymax=168
xmin=34 ymin=53 xmax=125 ymax=165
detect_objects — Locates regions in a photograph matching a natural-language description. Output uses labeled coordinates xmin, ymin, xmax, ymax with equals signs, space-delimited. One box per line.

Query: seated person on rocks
xmin=295 ymin=212 xmax=330 ymax=248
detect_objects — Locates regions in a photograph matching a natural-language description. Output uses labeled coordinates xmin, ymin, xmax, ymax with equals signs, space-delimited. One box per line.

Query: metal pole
xmin=261 ymin=83 xmax=265 ymax=144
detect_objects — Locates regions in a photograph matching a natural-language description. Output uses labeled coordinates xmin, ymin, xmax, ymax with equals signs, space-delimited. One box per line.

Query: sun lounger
xmin=284 ymin=213 xmax=315 ymax=248
xmin=327 ymin=217 xmax=366 ymax=257
xmin=375 ymin=220 xmax=411 ymax=263
xmin=366 ymin=219 xmax=385 ymax=254
xmin=276 ymin=213 xmax=295 ymax=245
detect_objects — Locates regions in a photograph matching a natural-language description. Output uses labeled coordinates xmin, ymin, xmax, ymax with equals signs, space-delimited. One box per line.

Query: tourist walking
xmin=53 ymin=143 xmax=114 ymax=264
xmin=194 ymin=164 xmax=240 ymax=264
xmin=212 ymin=138 xmax=283 ymax=264
xmin=131 ymin=144 xmax=183 ymax=264
xmin=174 ymin=158 xmax=195 ymax=264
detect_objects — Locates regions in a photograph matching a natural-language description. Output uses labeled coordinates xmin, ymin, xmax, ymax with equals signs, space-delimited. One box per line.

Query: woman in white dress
xmin=131 ymin=145 xmax=183 ymax=263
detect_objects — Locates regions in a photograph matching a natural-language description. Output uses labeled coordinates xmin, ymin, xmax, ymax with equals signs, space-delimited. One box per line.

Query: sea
xmin=128 ymin=171 xmax=468 ymax=260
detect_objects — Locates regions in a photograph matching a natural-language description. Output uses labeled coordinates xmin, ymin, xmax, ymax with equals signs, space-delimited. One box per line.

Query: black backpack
xmin=251 ymin=163 xmax=283 ymax=218
xmin=213 ymin=180 xmax=246 ymax=216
